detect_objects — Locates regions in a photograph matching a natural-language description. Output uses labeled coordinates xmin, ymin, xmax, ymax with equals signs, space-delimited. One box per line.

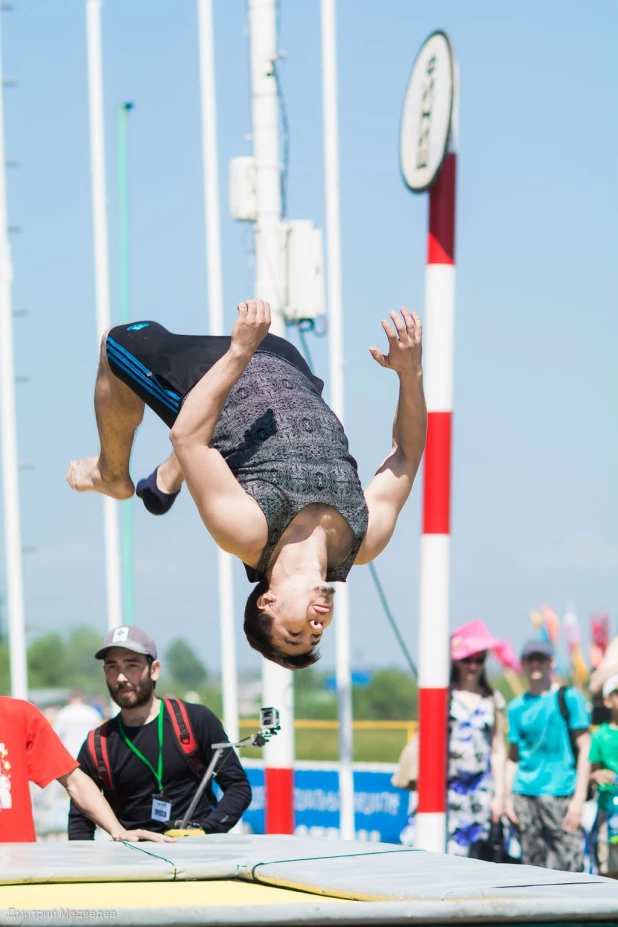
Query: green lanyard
xmin=117 ymin=699 xmax=164 ymax=793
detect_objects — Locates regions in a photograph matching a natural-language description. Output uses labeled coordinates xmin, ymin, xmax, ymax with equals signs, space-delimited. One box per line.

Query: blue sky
xmin=0 ymin=0 xmax=616 ymax=674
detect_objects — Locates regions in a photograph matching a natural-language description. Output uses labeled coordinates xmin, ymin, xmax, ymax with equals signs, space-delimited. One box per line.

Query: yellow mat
xmin=0 ymin=880 xmax=345 ymax=909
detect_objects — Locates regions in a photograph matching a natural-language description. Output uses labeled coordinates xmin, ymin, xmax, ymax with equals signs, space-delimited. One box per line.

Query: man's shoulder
xmin=74 ymin=715 xmax=115 ymax=755
xmin=507 ymin=694 xmax=525 ymax=715
xmin=182 ymin=700 xmax=221 ymax=727
xmin=563 ymin=685 xmax=587 ymax=708
xmin=162 ymin=697 xmax=220 ymax=726
xmin=561 ymin=686 xmax=589 ymax=726
xmin=0 ymin=696 xmax=43 ymax=724
xmin=0 ymin=695 xmax=36 ymax=713
xmin=83 ymin=715 xmax=117 ymax=742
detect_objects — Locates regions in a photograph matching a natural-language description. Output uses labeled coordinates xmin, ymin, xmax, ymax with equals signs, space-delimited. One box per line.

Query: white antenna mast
xmin=0 ymin=9 xmax=28 ymax=699
xmin=321 ymin=0 xmax=354 ymax=841
xmin=85 ymin=0 xmax=123 ymax=633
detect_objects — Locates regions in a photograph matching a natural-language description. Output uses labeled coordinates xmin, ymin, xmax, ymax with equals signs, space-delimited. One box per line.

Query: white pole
xmin=196 ymin=0 xmax=238 ymax=744
xmin=85 ymin=0 xmax=122 ymax=633
xmin=248 ymin=0 xmax=294 ymax=833
xmin=0 ymin=15 xmax=28 ymax=700
xmin=249 ymin=0 xmax=286 ymax=338
xmin=320 ymin=0 xmax=354 ymax=841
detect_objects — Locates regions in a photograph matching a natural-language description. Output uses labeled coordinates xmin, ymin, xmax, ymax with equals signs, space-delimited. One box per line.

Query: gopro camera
xmin=260 ymin=706 xmax=280 ymax=731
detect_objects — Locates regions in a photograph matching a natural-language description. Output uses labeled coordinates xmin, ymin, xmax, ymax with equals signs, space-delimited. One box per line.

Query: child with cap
xmin=590 ymin=674 xmax=618 ymax=877
xmin=506 ymin=639 xmax=590 ymax=872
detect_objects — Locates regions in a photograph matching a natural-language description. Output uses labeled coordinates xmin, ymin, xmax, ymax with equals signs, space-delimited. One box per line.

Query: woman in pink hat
xmin=446 ymin=618 xmax=511 ymax=856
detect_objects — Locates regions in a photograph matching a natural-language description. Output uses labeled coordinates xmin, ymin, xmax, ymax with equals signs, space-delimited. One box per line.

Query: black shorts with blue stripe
xmin=106 ymin=320 xmax=323 ymax=430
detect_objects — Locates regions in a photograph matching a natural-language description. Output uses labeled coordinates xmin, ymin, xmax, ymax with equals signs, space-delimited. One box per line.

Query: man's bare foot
xmin=66 ymin=456 xmax=134 ymax=500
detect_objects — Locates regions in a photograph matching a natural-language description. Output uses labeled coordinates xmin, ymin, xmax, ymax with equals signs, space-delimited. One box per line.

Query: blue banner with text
xmin=241 ymin=764 xmax=411 ymax=844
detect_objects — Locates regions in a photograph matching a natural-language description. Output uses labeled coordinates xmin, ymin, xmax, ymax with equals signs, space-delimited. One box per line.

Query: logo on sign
xmin=416 ymin=56 xmax=437 ymax=170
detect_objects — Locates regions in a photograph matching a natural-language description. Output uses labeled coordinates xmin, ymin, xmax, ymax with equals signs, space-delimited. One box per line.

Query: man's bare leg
xmin=156 ymin=452 xmax=184 ymax=494
xmin=66 ymin=334 xmax=144 ymax=500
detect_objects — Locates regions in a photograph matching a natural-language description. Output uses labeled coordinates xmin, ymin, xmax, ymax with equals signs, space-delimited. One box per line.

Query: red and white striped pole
xmin=416 ymin=100 xmax=458 ymax=852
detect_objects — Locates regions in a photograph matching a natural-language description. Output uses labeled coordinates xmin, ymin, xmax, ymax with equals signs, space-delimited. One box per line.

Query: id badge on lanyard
xmin=151 ymin=795 xmax=172 ymax=823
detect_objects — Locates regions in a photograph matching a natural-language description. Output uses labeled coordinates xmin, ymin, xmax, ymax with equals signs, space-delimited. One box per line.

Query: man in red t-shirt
xmin=0 ymin=696 xmax=173 ymax=843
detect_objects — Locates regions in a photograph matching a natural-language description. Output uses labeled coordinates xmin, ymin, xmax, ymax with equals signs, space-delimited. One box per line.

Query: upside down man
xmin=67 ymin=301 xmax=426 ymax=668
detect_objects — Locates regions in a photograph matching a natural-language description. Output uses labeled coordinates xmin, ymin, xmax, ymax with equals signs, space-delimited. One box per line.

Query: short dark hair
xmin=244 ymin=579 xmax=321 ymax=670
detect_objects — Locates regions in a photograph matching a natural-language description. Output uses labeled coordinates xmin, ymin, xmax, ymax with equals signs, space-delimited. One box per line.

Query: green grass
xmin=239 ymin=727 xmax=408 ymax=763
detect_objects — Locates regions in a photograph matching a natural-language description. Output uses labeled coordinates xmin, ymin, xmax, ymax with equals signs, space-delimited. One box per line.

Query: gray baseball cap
xmin=95 ymin=625 xmax=158 ymax=660
xmin=520 ymin=638 xmax=553 ymax=661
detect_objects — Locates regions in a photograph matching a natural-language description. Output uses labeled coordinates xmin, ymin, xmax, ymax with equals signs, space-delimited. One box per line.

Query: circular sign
xmin=400 ymin=31 xmax=454 ymax=193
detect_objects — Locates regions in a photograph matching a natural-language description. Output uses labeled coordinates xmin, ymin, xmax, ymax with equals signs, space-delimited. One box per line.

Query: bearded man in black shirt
xmin=68 ymin=626 xmax=251 ymax=839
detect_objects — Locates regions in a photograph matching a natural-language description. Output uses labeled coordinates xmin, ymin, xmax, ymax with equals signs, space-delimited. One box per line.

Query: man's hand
xmin=114 ymin=828 xmax=176 ymax=843
xmin=592 ymin=768 xmax=617 ymax=787
xmin=562 ymin=797 xmax=584 ymax=833
xmin=231 ymin=300 xmax=271 ymax=358
xmin=369 ymin=307 xmax=422 ymax=376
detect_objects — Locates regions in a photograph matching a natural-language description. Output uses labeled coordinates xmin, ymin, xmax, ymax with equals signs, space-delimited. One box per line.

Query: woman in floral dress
xmin=398 ymin=618 xmax=510 ymax=854
xmin=447 ymin=619 xmax=507 ymax=855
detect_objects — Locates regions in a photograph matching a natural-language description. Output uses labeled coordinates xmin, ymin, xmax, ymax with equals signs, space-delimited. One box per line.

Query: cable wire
xmin=368 ymin=562 xmax=417 ymax=678
xmin=289 ymin=318 xmax=316 ymax=371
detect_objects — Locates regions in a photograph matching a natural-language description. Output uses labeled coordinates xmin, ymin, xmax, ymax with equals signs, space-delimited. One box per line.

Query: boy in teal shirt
xmin=590 ymin=674 xmax=618 ymax=876
xmin=506 ymin=640 xmax=590 ymax=871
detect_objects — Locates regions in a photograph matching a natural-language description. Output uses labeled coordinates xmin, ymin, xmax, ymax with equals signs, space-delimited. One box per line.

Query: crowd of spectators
xmin=398 ymin=619 xmax=618 ymax=877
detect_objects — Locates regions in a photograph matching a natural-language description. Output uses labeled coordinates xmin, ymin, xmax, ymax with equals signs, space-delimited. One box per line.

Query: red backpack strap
xmin=87 ymin=721 xmax=113 ymax=791
xmin=163 ymin=697 xmax=206 ymax=779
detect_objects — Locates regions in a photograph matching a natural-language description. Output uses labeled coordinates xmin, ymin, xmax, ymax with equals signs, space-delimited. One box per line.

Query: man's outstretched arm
xmin=60 ymin=767 xmax=174 ymax=843
xmin=355 ymin=308 xmax=427 ymax=565
xmin=169 ymin=300 xmax=271 ymax=561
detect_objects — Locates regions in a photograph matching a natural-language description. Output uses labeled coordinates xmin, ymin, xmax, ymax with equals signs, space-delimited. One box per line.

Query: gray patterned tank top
xmin=210 ymin=350 xmax=368 ymax=582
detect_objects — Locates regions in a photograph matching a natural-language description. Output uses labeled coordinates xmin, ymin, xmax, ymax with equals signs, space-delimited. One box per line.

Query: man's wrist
xmin=397 ymin=366 xmax=423 ymax=383
xmin=228 ymin=341 xmax=257 ymax=364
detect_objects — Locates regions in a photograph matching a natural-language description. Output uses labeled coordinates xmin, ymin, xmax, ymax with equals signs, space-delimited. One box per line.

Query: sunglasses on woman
xmin=459 ymin=655 xmax=486 ymax=666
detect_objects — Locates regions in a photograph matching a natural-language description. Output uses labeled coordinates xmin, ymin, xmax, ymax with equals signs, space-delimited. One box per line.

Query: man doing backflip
xmin=67 ymin=301 xmax=426 ymax=668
